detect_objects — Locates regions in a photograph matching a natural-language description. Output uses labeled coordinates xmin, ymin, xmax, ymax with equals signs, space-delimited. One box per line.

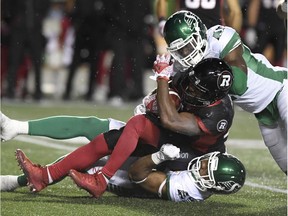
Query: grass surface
xmin=1 ymin=102 xmax=287 ymax=216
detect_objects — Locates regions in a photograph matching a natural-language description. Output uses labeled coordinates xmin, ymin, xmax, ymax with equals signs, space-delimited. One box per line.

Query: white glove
xmin=142 ymin=92 xmax=158 ymax=114
xmin=134 ymin=104 xmax=146 ymax=115
xmin=150 ymin=54 xmax=174 ymax=81
xmin=151 ymin=144 xmax=180 ymax=165
xmin=244 ymin=27 xmax=257 ymax=49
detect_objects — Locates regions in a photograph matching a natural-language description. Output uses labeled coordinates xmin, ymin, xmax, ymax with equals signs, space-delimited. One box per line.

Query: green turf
xmin=1 ymin=102 xmax=287 ymax=216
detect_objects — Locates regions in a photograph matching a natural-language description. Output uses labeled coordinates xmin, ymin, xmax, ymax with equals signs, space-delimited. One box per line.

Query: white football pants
xmin=259 ymin=79 xmax=287 ymax=173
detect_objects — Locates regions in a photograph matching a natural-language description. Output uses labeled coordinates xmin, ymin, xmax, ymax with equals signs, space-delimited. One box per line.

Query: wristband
xmin=151 ymin=152 xmax=162 ymax=165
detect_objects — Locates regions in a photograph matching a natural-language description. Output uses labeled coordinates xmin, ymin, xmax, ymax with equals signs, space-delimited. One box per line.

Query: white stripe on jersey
xmin=205 ymin=26 xmax=286 ymax=113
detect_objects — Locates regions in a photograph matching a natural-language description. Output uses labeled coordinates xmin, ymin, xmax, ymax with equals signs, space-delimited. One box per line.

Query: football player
xmin=2 ymin=145 xmax=246 ymax=202
xmin=13 ymin=58 xmax=235 ymax=199
xmin=161 ymin=10 xmax=288 ymax=174
xmin=128 ymin=146 xmax=246 ymax=202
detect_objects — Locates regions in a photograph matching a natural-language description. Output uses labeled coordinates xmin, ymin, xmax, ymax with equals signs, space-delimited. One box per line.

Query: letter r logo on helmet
xmin=218 ymin=71 xmax=233 ymax=90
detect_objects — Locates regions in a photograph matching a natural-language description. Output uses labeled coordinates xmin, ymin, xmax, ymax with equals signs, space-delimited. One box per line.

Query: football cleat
xmin=0 ymin=112 xmax=18 ymax=142
xmin=15 ymin=149 xmax=48 ymax=192
xmin=69 ymin=169 xmax=107 ymax=198
xmin=0 ymin=175 xmax=20 ymax=191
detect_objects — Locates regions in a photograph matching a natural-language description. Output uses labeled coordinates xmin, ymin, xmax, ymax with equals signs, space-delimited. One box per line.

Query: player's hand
xmin=150 ymin=54 xmax=173 ymax=81
xmin=160 ymin=144 xmax=180 ymax=160
xmin=151 ymin=144 xmax=180 ymax=164
xmin=134 ymin=104 xmax=146 ymax=115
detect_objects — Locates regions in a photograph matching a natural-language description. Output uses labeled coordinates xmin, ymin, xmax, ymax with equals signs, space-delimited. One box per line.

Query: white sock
xmin=13 ymin=120 xmax=29 ymax=135
xmin=99 ymin=171 xmax=109 ymax=184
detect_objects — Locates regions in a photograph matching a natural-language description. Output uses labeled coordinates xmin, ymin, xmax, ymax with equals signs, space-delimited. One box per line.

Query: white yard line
xmin=13 ymin=136 xmax=286 ymax=194
xmin=15 ymin=136 xmax=80 ymax=151
xmin=245 ymin=181 xmax=287 ymax=194
xmin=226 ymin=139 xmax=265 ymax=149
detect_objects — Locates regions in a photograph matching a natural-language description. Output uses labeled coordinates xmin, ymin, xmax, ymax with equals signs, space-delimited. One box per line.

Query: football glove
xmin=151 ymin=144 xmax=180 ymax=165
xmin=134 ymin=104 xmax=146 ymax=115
xmin=150 ymin=54 xmax=174 ymax=81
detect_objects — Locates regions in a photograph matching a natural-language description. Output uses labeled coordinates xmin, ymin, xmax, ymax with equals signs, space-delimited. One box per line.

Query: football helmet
xmin=163 ymin=10 xmax=208 ymax=68
xmin=174 ymin=58 xmax=233 ymax=107
xmin=187 ymin=151 xmax=246 ymax=194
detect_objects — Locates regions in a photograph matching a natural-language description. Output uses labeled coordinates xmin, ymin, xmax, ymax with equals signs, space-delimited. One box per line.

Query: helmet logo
xmin=213 ymin=26 xmax=224 ymax=39
xmin=184 ymin=13 xmax=197 ymax=30
xmin=217 ymin=120 xmax=228 ymax=132
xmin=218 ymin=71 xmax=233 ymax=90
xmin=217 ymin=181 xmax=242 ymax=193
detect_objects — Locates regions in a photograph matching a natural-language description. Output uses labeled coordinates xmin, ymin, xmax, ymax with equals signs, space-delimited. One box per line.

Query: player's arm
xmin=151 ymin=54 xmax=201 ymax=136
xmin=156 ymin=0 xmax=168 ymax=19
xmin=247 ymin=0 xmax=260 ymax=28
xmin=157 ymin=79 xmax=201 ymax=136
xmin=156 ymin=0 xmax=169 ymax=36
xmin=222 ymin=0 xmax=243 ymax=33
xmin=244 ymin=0 xmax=260 ymax=49
xmin=223 ymin=45 xmax=248 ymax=96
xmin=129 ymin=154 xmax=167 ymax=194
xmin=128 ymin=144 xmax=180 ymax=196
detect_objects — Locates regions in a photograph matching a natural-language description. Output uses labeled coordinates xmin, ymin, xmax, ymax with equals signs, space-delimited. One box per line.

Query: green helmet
xmin=163 ymin=10 xmax=208 ymax=68
xmin=187 ymin=152 xmax=246 ymax=194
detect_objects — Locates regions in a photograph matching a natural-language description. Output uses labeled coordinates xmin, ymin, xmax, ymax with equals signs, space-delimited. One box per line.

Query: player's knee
xmin=126 ymin=115 xmax=147 ymax=132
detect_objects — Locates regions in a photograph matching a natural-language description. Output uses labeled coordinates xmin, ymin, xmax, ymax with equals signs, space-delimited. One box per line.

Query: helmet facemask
xmin=179 ymin=72 xmax=217 ymax=107
xmin=187 ymin=152 xmax=246 ymax=194
xmin=166 ymin=12 xmax=208 ymax=68
xmin=187 ymin=152 xmax=219 ymax=191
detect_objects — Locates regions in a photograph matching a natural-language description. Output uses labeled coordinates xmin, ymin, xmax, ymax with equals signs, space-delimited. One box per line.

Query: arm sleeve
xmin=229 ymin=66 xmax=248 ymax=96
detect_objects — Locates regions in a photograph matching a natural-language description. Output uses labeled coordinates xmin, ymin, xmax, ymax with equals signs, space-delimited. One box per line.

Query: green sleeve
xmin=229 ymin=66 xmax=248 ymax=96
xmin=29 ymin=116 xmax=110 ymax=141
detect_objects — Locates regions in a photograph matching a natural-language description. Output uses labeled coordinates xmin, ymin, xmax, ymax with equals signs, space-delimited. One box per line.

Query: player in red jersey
xmin=14 ymin=56 xmax=234 ymax=198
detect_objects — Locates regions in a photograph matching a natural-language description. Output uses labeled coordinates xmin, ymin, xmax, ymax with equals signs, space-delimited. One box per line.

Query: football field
xmin=1 ymin=101 xmax=287 ymax=216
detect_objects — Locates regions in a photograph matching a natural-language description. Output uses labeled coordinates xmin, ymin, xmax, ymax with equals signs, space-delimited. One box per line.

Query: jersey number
xmin=185 ymin=0 xmax=216 ymax=9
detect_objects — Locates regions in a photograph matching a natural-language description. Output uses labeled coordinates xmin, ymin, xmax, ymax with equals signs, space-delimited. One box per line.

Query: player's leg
xmin=259 ymin=123 xmax=287 ymax=173
xmin=15 ymin=133 xmax=112 ymax=192
xmin=1 ymin=112 xmax=28 ymax=141
xmin=28 ymin=116 xmax=110 ymax=141
xmin=0 ymin=176 xmax=20 ymax=191
xmin=101 ymin=115 xmax=160 ymax=178
xmin=277 ymin=79 xmax=287 ymax=133
xmin=69 ymin=115 xmax=160 ymax=198
xmin=0 ymin=154 xmax=68 ymax=191
xmin=275 ymin=79 xmax=288 ymax=174
xmin=1 ymin=112 xmax=125 ymax=142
